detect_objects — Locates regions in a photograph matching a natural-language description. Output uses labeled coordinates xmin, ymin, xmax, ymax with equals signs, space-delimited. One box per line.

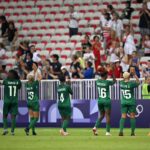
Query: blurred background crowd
xmin=0 ymin=0 xmax=150 ymax=81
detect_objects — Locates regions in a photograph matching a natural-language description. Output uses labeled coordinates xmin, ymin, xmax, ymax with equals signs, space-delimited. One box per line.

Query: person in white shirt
xmin=111 ymin=13 xmax=124 ymax=41
xmin=69 ymin=5 xmax=79 ymax=37
xmin=30 ymin=45 xmax=41 ymax=63
xmin=29 ymin=62 xmax=42 ymax=81
xmin=83 ymin=46 xmax=95 ymax=70
xmin=123 ymin=25 xmax=136 ymax=65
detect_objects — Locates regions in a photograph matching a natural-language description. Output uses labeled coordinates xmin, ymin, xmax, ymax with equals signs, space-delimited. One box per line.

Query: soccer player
xmin=57 ymin=75 xmax=73 ymax=136
xmin=93 ymin=71 xmax=116 ymax=136
xmin=24 ymin=73 xmax=39 ymax=136
xmin=2 ymin=70 xmax=21 ymax=135
xmin=119 ymin=71 xmax=140 ymax=136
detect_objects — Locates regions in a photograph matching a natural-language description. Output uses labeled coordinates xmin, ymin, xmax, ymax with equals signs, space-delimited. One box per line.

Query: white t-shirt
xmin=32 ymin=52 xmax=41 ymax=62
xmin=69 ymin=12 xmax=79 ymax=28
xmin=83 ymin=52 xmax=95 ymax=67
xmin=124 ymin=34 xmax=136 ymax=55
xmin=111 ymin=19 xmax=123 ymax=38
xmin=30 ymin=68 xmax=41 ymax=81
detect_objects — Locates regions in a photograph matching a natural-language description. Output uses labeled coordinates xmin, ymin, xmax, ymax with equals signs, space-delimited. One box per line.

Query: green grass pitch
xmin=0 ymin=128 xmax=150 ymax=150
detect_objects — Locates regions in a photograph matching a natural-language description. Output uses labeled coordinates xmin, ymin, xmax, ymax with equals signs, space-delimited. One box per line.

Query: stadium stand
xmin=0 ymin=0 xmax=150 ymax=80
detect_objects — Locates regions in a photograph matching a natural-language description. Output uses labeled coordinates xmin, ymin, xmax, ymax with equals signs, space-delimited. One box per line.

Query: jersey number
xmin=28 ymin=92 xmax=34 ymax=100
xmin=8 ymin=86 xmax=16 ymax=97
xmin=98 ymin=88 xmax=106 ymax=98
xmin=121 ymin=90 xmax=131 ymax=99
xmin=60 ymin=93 xmax=64 ymax=103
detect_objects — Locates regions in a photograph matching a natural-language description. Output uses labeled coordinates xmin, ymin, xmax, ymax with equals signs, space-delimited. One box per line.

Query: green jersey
xmin=3 ymin=78 xmax=21 ymax=103
xmin=96 ymin=79 xmax=115 ymax=104
xmin=120 ymin=80 xmax=140 ymax=105
xmin=57 ymin=83 xmax=73 ymax=107
xmin=26 ymin=81 xmax=39 ymax=103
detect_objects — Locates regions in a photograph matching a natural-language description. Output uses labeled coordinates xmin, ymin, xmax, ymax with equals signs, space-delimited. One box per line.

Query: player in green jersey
xmin=119 ymin=71 xmax=140 ymax=136
xmin=2 ymin=70 xmax=21 ymax=135
xmin=24 ymin=73 xmax=40 ymax=136
xmin=93 ymin=71 xmax=116 ymax=136
xmin=57 ymin=75 xmax=73 ymax=136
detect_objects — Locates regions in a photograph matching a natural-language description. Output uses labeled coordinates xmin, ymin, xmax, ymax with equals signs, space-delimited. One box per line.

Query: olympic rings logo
xmin=127 ymin=105 xmax=143 ymax=118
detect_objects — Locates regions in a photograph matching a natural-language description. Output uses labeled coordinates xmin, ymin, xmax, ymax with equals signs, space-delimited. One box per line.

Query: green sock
xmin=95 ymin=119 xmax=101 ymax=128
xmin=106 ymin=123 xmax=110 ymax=132
xmin=119 ymin=118 xmax=126 ymax=133
xmin=130 ymin=118 xmax=136 ymax=134
xmin=30 ymin=118 xmax=34 ymax=131
xmin=32 ymin=118 xmax=38 ymax=131
xmin=3 ymin=117 xmax=8 ymax=130
xmin=62 ymin=120 xmax=69 ymax=132
xmin=11 ymin=117 xmax=16 ymax=132
xmin=29 ymin=118 xmax=35 ymax=129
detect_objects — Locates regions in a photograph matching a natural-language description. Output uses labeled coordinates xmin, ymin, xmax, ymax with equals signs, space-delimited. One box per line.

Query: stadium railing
xmin=0 ymin=79 xmax=144 ymax=101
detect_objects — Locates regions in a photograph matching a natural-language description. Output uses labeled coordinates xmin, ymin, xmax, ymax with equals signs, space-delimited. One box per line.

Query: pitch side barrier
xmin=0 ymin=78 xmax=145 ymax=101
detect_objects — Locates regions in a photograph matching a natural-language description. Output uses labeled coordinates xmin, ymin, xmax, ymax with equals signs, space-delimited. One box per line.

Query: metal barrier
xmin=0 ymin=79 xmax=144 ymax=101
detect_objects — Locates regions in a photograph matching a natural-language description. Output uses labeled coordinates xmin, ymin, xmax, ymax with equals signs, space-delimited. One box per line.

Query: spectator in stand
xmin=113 ymin=60 xmax=123 ymax=78
xmin=70 ymin=55 xmax=81 ymax=79
xmin=79 ymin=61 xmax=94 ymax=79
xmin=118 ymin=46 xmax=130 ymax=72
xmin=17 ymin=41 xmax=30 ymax=57
xmin=81 ymin=34 xmax=92 ymax=54
xmin=142 ymin=60 xmax=150 ymax=77
xmin=142 ymin=77 xmax=150 ymax=99
xmin=42 ymin=66 xmax=57 ymax=80
xmin=142 ymin=35 xmax=150 ymax=56
xmin=0 ymin=15 xmax=8 ymax=37
xmin=51 ymin=54 xmax=62 ymax=75
xmin=107 ymin=41 xmax=120 ymax=63
xmin=76 ymin=51 xmax=85 ymax=69
xmin=7 ymin=21 xmax=18 ymax=48
xmin=123 ymin=25 xmax=136 ymax=64
xmin=121 ymin=0 xmax=134 ymax=20
xmin=107 ymin=4 xmax=117 ymax=19
xmin=83 ymin=46 xmax=95 ymax=70
xmin=69 ymin=5 xmax=79 ymax=37
xmin=129 ymin=65 xmax=140 ymax=78
xmin=30 ymin=45 xmax=41 ymax=63
xmin=25 ymin=52 xmax=33 ymax=72
xmin=0 ymin=43 xmax=6 ymax=58
xmin=17 ymin=59 xmax=29 ymax=79
xmin=139 ymin=2 xmax=150 ymax=36
xmin=100 ymin=13 xmax=113 ymax=48
xmin=92 ymin=36 xmax=102 ymax=71
xmin=0 ymin=65 xmax=7 ymax=80
xmin=131 ymin=51 xmax=140 ymax=67
xmin=29 ymin=62 xmax=42 ymax=81
xmin=111 ymin=13 xmax=124 ymax=41
xmin=105 ymin=63 xmax=113 ymax=78
xmin=61 ymin=66 xmax=70 ymax=80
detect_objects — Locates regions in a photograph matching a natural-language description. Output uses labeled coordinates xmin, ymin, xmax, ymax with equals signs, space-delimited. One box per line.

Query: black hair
xmin=104 ymin=13 xmax=111 ymax=21
xmin=8 ymin=21 xmax=15 ymax=29
xmin=2 ymin=65 xmax=6 ymax=71
xmin=107 ymin=4 xmax=114 ymax=10
xmin=58 ymin=74 xmax=66 ymax=82
xmin=100 ymin=71 xmax=108 ymax=78
xmin=8 ymin=70 xmax=20 ymax=80
xmin=87 ymin=61 xmax=92 ymax=67
xmin=27 ymin=52 xmax=33 ymax=59
xmin=0 ymin=15 xmax=6 ymax=21
xmin=33 ymin=62 xmax=38 ymax=67
xmin=93 ymin=35 xmax=100 ymax=41
xmin=52 ymin=54 xmax=59 ymax=60
xmin=72 ymin=54 xmax=78 ymax=60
